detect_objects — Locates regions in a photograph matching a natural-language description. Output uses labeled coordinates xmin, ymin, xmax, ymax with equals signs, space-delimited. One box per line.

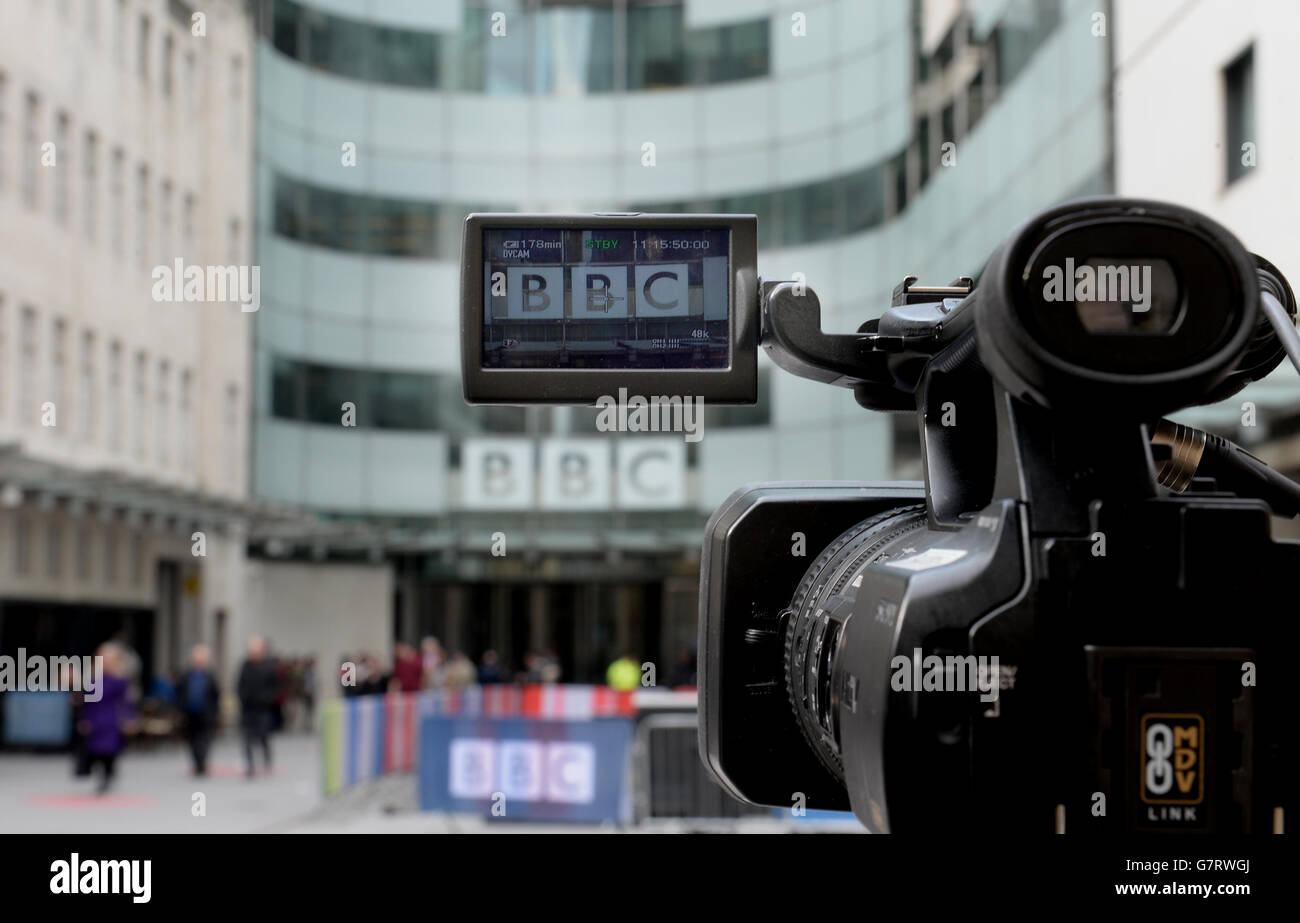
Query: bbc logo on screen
xmin=449 ymin=738 xmax=597 ymax=804
xmin=504 ymin=264 xmax=690 ymax=319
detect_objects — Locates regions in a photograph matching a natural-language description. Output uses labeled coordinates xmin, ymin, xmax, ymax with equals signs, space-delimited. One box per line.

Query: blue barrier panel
xmin=771 ymin=807 xmax=861 ymax=825
xmin=2 ymin=691 xmax=73 ymax=746
xmin=418 ymin=716 xmax=633 ymax=824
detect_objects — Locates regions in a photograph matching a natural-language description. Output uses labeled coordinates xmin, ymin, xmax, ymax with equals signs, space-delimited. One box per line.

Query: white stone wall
xmin=1114 ymin=0 xmax=1300 ymax=426
xmin=0 ymin=0 xmax=256 ymax=677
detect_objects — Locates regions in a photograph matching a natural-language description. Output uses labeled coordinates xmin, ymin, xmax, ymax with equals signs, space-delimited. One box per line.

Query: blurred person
xmin=284 ymin=658 xmax=303 ymax=729
xmin=176 ymin=644 xmax=221 ymax=776
xmin=77 ymin=643 xmax=136 ymax=794
xmin=442 ymin=652 xmax=476 ymax=688
xmin=539 ymin=650 xmax=562 ymax=684
xmin=111 ymin=629 xmax=143 ymax=703
xmin=477 ymin=649 xmax=503 ymax=684
xmin=670 ymin=644 xmax=698 ymax=688
xmin=353 ymin=653 xmax=373 ymax=693
xmin=391 ymin=642 xmax=423 ymax=693
xmin=271 ymin=654 xmax=290 ymax=732
xmin=147 ymin=673 xmax=176 ymax=708
xmin=358 ymin=653 xmax=389 ymax=695
xmin=420 ymin=636 xmax=445 ymax=688
xmin=606 ymin=652 xmax=641 ymax=691
xmin=65 ymin=660 xmax=92 ymax=778
xmin=237 ymin=636 xmax=278 ymax=778
xmin=301 ymin=656 xmax=317 ymax=728
xmin=519 ymin=651 xmax=543 ymax=685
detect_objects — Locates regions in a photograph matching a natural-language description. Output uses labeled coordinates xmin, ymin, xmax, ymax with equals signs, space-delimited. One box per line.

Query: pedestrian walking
xmin=77 ymin=643 xmax=136 ymax=794
xmin=176 ymin=644 xmax=221 ymax=776
xmin=237 ymin=636 xmax=278 ymax=778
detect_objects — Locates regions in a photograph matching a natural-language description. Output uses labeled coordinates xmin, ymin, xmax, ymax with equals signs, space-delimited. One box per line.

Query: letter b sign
xmin=541 ymin=440 xmax=610 ymax=509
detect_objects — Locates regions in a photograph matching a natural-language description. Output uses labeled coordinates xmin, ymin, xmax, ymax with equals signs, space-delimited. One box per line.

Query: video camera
xmin=461 ymin=198 xmax=1299 ymax=833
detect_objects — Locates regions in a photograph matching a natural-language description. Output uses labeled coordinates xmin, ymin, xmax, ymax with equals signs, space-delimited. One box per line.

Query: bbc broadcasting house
xmin=249 ymin=0 xmax=1116 ymax=684
xmin=4 ymin=0 xmax=1296 ymax=711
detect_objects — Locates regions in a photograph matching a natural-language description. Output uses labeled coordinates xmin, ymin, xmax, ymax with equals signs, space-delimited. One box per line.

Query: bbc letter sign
xmin=616 ymin=438 xmax=685 ymax=509
xmin=540 ymin=439 xmax=611 ymax=510
xmin=461 ymin=439 xmax=534 ymax=509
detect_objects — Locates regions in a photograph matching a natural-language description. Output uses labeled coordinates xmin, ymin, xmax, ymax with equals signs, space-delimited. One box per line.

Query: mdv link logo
xmin=1141 ymin=713 xmax=1204 ymax=824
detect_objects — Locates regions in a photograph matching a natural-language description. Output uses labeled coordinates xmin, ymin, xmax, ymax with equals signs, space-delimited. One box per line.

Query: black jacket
xmin=237 ymin=658 xmax=279 ymax=713
xmin=177 ymin=668 xmax=221 ymax=724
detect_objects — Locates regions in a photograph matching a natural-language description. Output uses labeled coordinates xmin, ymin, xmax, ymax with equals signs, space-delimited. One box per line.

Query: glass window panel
xmin=534 ymin=6 xmax=614 ymax=94
xmin=303 ymin=362 xmax=359 ymax=425
xmin=271 ymin=355 xmax=300 ymax=419
xmin=369 ymin=23 xmax=438 ymax=88
xmin=627 ymin=4 xmax=685 ymax=90
xmin=842 ymin=164 xmax=884 ymax=234
xmin=368 ymin=193 xmax=436 ymax=258
xmin=445 ymin=7 xmax=487 ymax=91
xmin=483 ymin=4 xmax=531 ymax=94
xmin=269 ymin=0 xmax=768 ymax=92
xmin=304 ymin=8 xmax=366 ymax=81
xmin=369 ymin=369 xmax=438 ymax=430
xmin=272 ymin=0 xmax=300 ymax=58
xmin=1225 ymin=47 xmax=1254 ymax=184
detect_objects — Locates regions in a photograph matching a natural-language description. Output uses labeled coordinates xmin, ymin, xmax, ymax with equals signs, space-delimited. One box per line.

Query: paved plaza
xmin=0 ymin=733 xmax=322 ymax=834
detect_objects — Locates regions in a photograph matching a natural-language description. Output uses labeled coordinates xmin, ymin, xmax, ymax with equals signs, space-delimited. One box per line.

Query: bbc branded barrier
xmin=419 ymin=716 xmax=634 ymax=823
xmin=320 ymin=685 xmax=635 ymax=798
xmin=319 ymin=685 xmax=799 ymax=825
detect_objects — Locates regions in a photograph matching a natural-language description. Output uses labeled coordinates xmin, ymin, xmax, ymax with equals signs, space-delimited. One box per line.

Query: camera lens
xmin=783 ymin=505 xmax=928 ymax=780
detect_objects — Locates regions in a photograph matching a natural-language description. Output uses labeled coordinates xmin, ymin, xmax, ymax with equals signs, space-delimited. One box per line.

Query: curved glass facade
xmin=270 ymin=163 xmax=887 ymax=257
xmin=269 ymin=357 xmax=770 ymax=433
xmin=268 ymin=0 xmax=768 ymax=94
xmin=254 ymin=0 xmax=1112 ymax=522
xmin=252 ymin=0 xmax=1113 ymax=680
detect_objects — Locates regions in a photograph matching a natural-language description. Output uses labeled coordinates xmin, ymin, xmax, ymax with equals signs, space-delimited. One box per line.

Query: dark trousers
xmin=185 ymin=719 xmax=213 ymax=774
xmin=241 ymin=710 xmax=272 ymax=774
xmin=87 ymin=753 xmax=117 ymax=793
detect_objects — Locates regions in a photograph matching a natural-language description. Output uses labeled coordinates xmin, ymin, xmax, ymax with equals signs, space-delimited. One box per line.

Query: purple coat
xmin=80 ymin=675 xmax=133 ymax=756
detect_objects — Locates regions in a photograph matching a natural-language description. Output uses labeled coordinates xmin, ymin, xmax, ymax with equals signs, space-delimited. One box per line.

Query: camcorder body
xmin=461 ymin=198 xmax=1299 ymax=834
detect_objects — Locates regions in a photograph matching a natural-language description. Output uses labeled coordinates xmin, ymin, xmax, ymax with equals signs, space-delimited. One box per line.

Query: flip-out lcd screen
xmin=481 ymin=227 xmax=730 ymax=370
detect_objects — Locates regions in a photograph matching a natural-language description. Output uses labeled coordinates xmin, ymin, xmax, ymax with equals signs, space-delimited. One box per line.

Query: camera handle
xmin=758 ymin=279 xmax=894 ymax=395
xmin=760 ymin=276 xmax=1017 ymax=529
xmin=758 ymin=277 xmax=975 ymax=412
xmin=760 ymin=275 xmax=1300 ymax=527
